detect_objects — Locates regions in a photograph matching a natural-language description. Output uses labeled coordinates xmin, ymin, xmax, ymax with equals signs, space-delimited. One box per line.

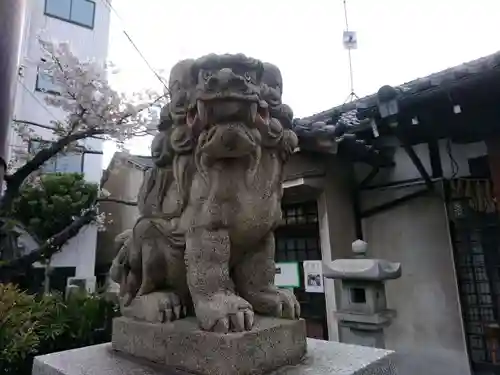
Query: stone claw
xmin=230 ymin=310 xmax=254 ymax=332
xmin=162 ymin=292 xmax=186 ymax=322
xmin=195 ymin=293 xmax=254 ymax=333
xmin=122 ymin=291 xmax=187 ymax=324
xmin=213 ymin=317 xmax=230 ymax=333
xmin=245 ymin=287 xmax=301 ymax=320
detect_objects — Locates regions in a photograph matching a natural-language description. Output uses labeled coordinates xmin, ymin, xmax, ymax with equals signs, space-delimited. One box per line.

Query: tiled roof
xmin=293 ymin=110 xmax=362 ymax=139
xmin=300 ymin=48 xmax=500 ymax=129
xmin=127 ymin=155 xmax=154 ymax=169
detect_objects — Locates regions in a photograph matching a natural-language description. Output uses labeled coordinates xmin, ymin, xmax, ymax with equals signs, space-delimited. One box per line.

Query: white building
xmin=10 ymin=0 xmax=112 ymax=292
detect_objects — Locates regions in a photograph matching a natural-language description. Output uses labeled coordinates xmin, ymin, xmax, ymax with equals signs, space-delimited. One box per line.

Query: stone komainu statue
xmin=110 ymin=54 xmax=299 ymax=333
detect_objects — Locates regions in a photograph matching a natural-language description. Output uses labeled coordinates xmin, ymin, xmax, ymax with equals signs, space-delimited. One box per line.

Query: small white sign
xmin=274 ymin=262 xmax=300 ymax=288
xmin=343 ymin=31 xmax=358 ymax=50
xmin=371 ymin=119 xmax=380 ymax=138
xmin=303 ymin=260 xmax=324 ymax=293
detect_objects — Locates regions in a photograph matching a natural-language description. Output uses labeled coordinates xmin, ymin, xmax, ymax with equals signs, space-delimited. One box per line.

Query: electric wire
xmin=16 ymin=78 xmax=62 ymax=125
xmin=98 ymin=0 xmax=169 ymax=94
xmin=10 ymin=2 xmax=167 ymax=170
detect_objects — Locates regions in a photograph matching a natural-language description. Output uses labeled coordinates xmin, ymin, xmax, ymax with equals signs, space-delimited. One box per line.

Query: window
xmin=29 ymin=140 xmax=84 ymax=174
xmin=35 ymin=63 xmax=60 ymax=95
xmin=45 ymin=0 xmax=96 ymax=29
xmin=56 ymin=153 xmax=85 ymax=174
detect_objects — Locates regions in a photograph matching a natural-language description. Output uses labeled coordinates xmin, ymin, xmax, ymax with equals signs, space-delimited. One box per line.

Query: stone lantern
xmin=323 ymin=240 xmax=402 ymax=349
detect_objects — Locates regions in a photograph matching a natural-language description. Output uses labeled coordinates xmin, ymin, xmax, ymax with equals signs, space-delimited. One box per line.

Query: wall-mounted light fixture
xmin=376 ymin=85 xmax=399 ymax=128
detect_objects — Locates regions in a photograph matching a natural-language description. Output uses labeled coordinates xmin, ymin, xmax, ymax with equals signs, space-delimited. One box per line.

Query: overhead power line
xmin=13 ymin=2 xmax=168 ymax=147
xmin=17 ymin=78 xmax=62 ymax=124
xmin=99 ymin=0 xmax=169 ymax=94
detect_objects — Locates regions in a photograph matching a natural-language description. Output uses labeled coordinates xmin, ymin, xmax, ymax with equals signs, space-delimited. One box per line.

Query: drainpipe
xmin=0 ymin=0 xmax=27 ymax=191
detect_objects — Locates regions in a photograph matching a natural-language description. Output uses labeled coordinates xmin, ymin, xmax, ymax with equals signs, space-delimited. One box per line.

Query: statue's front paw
xmin=194 ymin=293 xmax=255 ymax=333
xmin=122 ymin=291 xmax=187 ymax=323
xmin=245 ymin=287 xmax=301 ymax=319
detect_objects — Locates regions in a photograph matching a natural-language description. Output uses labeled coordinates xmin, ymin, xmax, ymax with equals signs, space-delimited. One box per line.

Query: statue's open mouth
xmin=186 ymin=97 xmax=270 ymax=133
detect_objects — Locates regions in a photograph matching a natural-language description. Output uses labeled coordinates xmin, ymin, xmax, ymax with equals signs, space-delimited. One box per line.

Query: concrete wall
xmin=316 ymin=157 xmax=358 ymax=341
xmin=283 ymin=152 xmax=326 ymax=180
xmin=352 ymin=139 xmax=488 ymax=375
xmin=13 ymin=0 xmax=111 ymax=135
xmin=361 ymin=185 xmax=470 ymax=375
xmin=10 ymin=0 xmax=111 ymax=286
xmin=97 ymin=158 xmax=145 ymax=266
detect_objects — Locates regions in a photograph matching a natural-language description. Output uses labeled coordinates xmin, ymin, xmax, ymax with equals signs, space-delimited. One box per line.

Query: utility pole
xmin=0 ymin=0 xmax=27 ymax=191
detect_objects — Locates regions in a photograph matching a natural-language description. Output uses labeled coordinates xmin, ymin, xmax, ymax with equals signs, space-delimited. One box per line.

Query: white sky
xmin=102 ymin=0 xmax=500 ymax=167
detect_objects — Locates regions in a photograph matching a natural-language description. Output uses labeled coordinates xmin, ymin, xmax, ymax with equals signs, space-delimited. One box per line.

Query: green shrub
xmin=0 ymin=284 xmax=119 ymax=375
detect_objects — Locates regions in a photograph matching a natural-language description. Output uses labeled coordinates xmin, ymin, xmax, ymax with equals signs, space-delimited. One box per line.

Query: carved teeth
xmin=197 ymin=100 xmax=207 ymax=126
xmin=250 ymin=103 xmax=257 ymax=124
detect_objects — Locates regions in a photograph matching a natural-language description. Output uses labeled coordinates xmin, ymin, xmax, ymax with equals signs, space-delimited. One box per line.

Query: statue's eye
xmin=244 ymin=72 xmax=253 ymax=82
xmin=202 ymin=71 xmax=212 ymax=81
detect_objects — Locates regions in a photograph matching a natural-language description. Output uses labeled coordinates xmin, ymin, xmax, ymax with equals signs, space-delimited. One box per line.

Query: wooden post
xmin=0 ymin=0 xmax=27 ymax=190
xmin=486 ymin=138 xmax=500 ymax=212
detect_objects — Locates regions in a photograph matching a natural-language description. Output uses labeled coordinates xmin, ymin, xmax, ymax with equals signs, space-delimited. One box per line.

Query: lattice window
xmin=448 ymin=179 xmax=500 ymax=368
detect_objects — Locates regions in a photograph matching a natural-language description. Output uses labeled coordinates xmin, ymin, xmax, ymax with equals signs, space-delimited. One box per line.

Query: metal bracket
xmin=360 ymin=188 xmax=431 ymax=218
xmin=358 ymin=166 xmax=380 ymax=190
xmin=396 ymin=132 xmax=434 ymax=191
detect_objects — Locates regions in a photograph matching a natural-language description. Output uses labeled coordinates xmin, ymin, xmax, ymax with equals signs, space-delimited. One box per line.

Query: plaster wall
xmin=97 ymin=161 xmax=144 ymax=266
xmin=283 ymin=152 xmax=326 ymax=180
xmin=360 ymin=186 xmax=470 ymax=374
xmin=315 ymin=157 xmax=358 ymax=341
xmin=354 ymin=139 xmax=484 ymax=374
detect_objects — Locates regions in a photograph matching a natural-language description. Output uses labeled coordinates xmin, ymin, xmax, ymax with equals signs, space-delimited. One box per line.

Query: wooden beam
xmin=486 ymin=138 xmax=500 ymax=212
xmin=361 ymin=188 xmax=432 ymax=218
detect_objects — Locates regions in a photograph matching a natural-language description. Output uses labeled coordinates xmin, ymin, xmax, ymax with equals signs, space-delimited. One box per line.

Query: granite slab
xmin=112 ymin=316 xmax=307 ymax=375
xmin=32 ymin=339 xmax=397 ymax=375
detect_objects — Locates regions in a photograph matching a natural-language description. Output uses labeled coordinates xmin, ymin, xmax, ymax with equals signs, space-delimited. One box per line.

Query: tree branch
xmin=0 ymin=129 xmax=106 ymax=212
xmin=98 ymin=197 xmax=137 ymax=206
xmin=0 ymin=209 xmax=96 ymax=273
xmin=11 ymin=129 xmax=105 ymax=183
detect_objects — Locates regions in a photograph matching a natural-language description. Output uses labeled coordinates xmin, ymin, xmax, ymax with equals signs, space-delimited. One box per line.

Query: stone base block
xmin=33 ymin=339 xmax=397 ymax=375
xmin=111 ymin=316 xmax=307 ymax=375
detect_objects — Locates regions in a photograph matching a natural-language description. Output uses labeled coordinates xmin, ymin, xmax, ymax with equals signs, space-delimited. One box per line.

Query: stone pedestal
xmin=112 ymin=316 xmax=306 ymax=375
xmin=33 ymin=339 xmax=397 ymax=375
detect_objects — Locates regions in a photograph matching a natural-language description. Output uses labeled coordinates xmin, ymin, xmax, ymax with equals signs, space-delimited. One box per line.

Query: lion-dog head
xmin=151 ymin=54 xmax=298 ymax=215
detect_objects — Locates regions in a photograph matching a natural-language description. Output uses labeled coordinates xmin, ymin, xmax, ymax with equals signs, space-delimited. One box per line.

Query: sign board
xmin=303 ymin=260 xmax=324 ymax=293
xmin=342 ymin=30 xmax=358 ymax=50
xmin=274 ymin=262 xmax=300 ymax=288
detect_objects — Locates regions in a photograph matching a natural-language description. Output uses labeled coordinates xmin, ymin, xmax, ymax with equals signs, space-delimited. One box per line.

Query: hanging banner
xmin=342 ymin=30 xmax=358 ymax=50
xmin=303 ymin=260 xmax=324 ymax=293
xmin=274 ymin=262 xmax=300 ymax=288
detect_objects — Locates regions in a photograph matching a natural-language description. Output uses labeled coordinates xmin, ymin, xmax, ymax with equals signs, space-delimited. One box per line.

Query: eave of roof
xmin=300 ymin=48 xmax=500 ymax=130
xmin=127 ymin=155 xmax=154 ymax=169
